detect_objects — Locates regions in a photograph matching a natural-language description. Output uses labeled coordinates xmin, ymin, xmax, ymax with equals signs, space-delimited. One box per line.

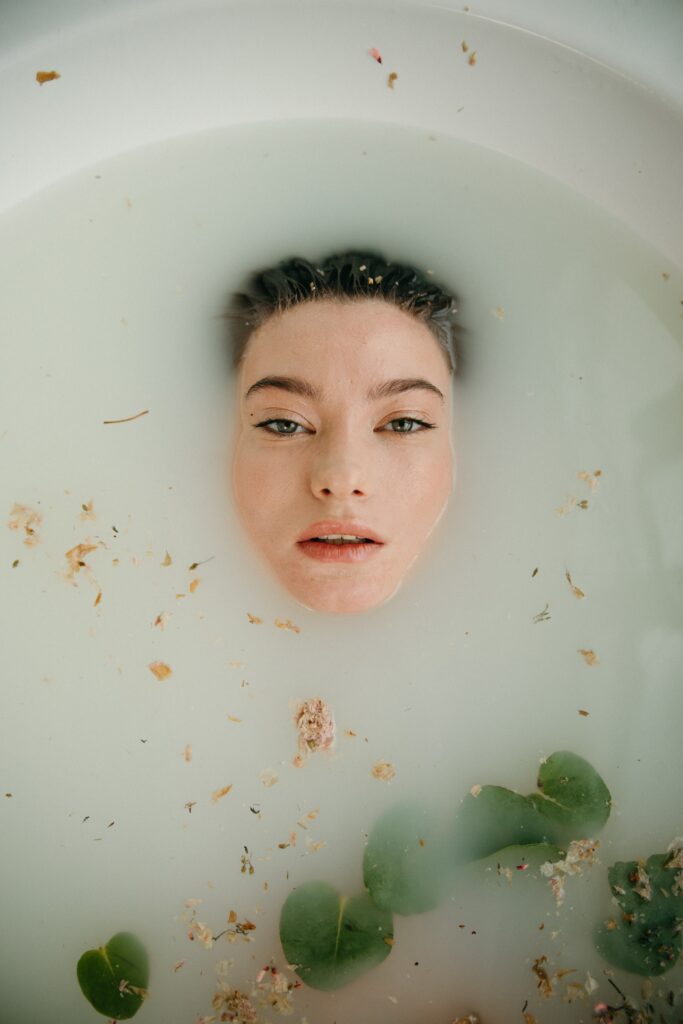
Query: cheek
xmin=396 ymin=444 xmax=453 ymax=510
xmin=232 ymin=439 xmax=294 ymax=532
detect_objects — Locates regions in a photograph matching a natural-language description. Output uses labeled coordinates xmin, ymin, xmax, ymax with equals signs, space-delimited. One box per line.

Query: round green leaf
xmin=76 ymin=932 xmax=149 ymax=1020
xmin=454 ymin=752 xmax=612 ymax=863
xmin=454 ymin=785 xmax=551 ymax=862
xmin=531 ymin=751 xmax=612 ymax=837
xmin=279 ymin=881 xmax=393 ymax=990
xmin=478 ymin=842 xmax=565 ymax=873
xmin=363 ymin=801 xmax=448 ymax=915
xmin=594 ymin=851 xmax=683 ymax=976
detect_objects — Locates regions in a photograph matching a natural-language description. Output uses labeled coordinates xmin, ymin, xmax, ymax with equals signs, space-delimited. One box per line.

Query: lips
xmin=296 ymin=520 xmax=386 ymax=545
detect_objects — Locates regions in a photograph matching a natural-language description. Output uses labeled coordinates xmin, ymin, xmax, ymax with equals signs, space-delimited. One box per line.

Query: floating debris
xmin=8 ymin=503 xmax=42 ymax=546
xmin=578 ymin=469 xmax=602 ymax=491
xmin=540 ymin=839 xmax=600 ymax=908
xmin=182 ymin=744 xmax=192 ymax=763
xmin=275 ymin=617 xmax=300 ymax=633
xmin=578 ymin=708 xmax=590 ymax=717
xmin=565 ymin=570 xmax=585 ymax=599
xmin=211 ymin=784 xmax=233 ymax=803
xmin=532 ymin=603 xmax=551 ymax=624
xmin=189 ymin=577 xmax=200 ymax=594
xmin=578 ymin=648 xmax=599 ymax=666
xmin=211 ymin=985 xmax=257 ymax=1022
xmin=246 ymin=612 xmax=263 ymax=624
xmin=79 ymin=499 xmax=96 ymax=521
xmin=368 ymin=47 xmax=383 ymax=64
xmin=259 ymin=770 xmax=278 ymax=788
xmin=187 ymin=920 xmax=214 ymax=949
xmin=103 ymin=409 xmax=149 ymax=425
xmin=461 ymin=40 xmax=469 ymax=53
xmin=36 ymin=70 xmax=60 ymax=85
xmin=490 ymin=306 xmax=505 ymax=320
xmin=64 ymin=540 xmax=104 ymax=586
xmin=387 ymin=71 xmax=398 ymax=89
xmin=294 ymin=698 xmax=335 ymax=753
xmin=153 ymin=610 xmax=170 ymax=629
xmin=148 ymin=660 xmax=172 ymax=681
xmin=161 ymin=551 xmax=173 ymax=567
xmin=241 ymin=847 xmax=255 ymax=876
xmin=371 ymin=760 xmax=396 ymax=782
xmin=468 ymin=51 xmax=477 ymax=66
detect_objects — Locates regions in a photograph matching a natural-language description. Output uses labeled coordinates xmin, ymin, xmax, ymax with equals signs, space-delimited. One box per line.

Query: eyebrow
xmin=244 ymin=375 xmax=445 ymax=403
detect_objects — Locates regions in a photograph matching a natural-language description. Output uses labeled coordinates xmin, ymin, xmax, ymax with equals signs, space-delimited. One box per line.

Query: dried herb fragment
xmin=36 ymin=70 xmax=60 ymax=85
xmin=565 ymin=570 xmax=585 ymax=598
xmin=295 ymin=698 xmax=335 ymax=753
xmin=148 ymin=660 xmax=172 ymax=681
xmin=9 ymin=503 xmax=42 ymax=546
xmin=371 ymin=760 xmax=396 ymax=782
xmin=275 ymin=617 xmax=300 ymax=633
xmin=532 ymin=603 xmax=550 ymax=623
xmin=103 ymin=409 xmax=149 ymax=425
xmin=211 ymin=784 xmax=232 ymax=803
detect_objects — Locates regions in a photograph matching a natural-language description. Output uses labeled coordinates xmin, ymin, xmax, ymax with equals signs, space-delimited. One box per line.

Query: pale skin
xmin=231 ymin=296 xmax=455 ymax=614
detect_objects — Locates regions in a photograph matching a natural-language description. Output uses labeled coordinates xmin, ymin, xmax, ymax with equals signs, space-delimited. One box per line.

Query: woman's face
xmin=231 ymin=297 xmax=454 ymax=613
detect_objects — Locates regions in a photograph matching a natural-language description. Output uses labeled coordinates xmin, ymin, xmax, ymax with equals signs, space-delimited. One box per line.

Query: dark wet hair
xmin=225 ymin=251 xmax=459 ymax=374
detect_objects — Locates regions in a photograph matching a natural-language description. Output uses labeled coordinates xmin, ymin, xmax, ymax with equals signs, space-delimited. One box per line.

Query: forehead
xmin=240 ymin=297 xmax=451 ymax=382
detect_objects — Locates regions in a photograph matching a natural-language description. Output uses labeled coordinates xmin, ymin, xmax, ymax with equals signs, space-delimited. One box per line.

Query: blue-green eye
xmin=254 ymin=418 xmax=307 ymax=436
xmin=383 ymin=417 xmax=435 ymax=434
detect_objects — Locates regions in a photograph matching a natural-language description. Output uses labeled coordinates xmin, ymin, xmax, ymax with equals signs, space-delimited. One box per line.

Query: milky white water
xmin=1 ymin=119 xmax=682 ymax=1023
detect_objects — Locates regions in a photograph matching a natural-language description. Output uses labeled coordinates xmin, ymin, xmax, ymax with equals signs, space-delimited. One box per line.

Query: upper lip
xmin=297 ymin=520 xmax=386 ymax=544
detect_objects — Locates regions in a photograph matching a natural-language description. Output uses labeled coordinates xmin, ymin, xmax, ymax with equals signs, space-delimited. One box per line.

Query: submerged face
xmin=231 ymin=297 xmax=454 ymax=613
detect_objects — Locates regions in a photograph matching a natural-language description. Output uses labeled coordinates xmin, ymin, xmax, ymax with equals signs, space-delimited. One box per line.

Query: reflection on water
xmin=0 ymin=118 xmax=682 ymax=1022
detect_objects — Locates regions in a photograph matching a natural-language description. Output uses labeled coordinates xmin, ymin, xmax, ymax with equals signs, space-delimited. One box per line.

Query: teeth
xmin=311 ymin=534 xmax=370 ymax=544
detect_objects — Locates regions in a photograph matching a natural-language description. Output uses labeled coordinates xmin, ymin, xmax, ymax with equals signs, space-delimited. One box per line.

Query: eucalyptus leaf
xmin=594 ymin=849 xmax=683 ymax=976
xmin=529 ymin=751 xmax=612 ymax=839
xmin=279 ymin=881 xmax=393 ymax=990
xmin=363 ymin=801 xmax=449 ymax=915
xmin=76 ymin=932 xmax=149 ymax=1020
xmin=479 ymin=842 xmax=565 ymax=874
xmin=454 ymin=785 xmax=552 ymax=862
xmin=454 ymin=751 xmax=611 ymax=863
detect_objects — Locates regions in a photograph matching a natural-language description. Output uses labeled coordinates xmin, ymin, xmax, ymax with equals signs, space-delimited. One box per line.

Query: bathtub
xmin=1 ymin=2 xmax=682 ymax=1022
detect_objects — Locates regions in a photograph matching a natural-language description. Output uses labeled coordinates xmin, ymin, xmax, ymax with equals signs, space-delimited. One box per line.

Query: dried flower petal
xmin=294 ymin=698 xmax=335 ymax=753
xmin=275 ymin=617 xmax=300 ymax=633
xmin=148 ymin=660 xmax=172 ymax=681
xmin=36 ymin=70 xmax=60 ymax=85
xmin=211 ymin=784 xmax=233 ymax=803
xmin=371 ymin=760 xmax=396 ymax=782
xmin=8 ymin=503 xmax=43 ymax=546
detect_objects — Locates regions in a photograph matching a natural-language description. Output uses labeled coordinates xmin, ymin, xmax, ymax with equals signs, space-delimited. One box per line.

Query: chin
xmin=287 ymin=575 xmax=401 ymax=615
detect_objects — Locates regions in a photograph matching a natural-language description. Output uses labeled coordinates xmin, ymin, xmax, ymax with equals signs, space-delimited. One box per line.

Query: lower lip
xmin=297 ymin=540 xmax=384 ymax=563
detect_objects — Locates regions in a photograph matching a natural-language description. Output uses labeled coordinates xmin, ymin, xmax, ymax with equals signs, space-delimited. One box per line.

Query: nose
xmin=309 ymin=429 xmax=371 ymax=499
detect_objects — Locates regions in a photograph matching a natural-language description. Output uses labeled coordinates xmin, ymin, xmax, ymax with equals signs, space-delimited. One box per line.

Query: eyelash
xmin=253 ymin=417 xmax=436 ymax=437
